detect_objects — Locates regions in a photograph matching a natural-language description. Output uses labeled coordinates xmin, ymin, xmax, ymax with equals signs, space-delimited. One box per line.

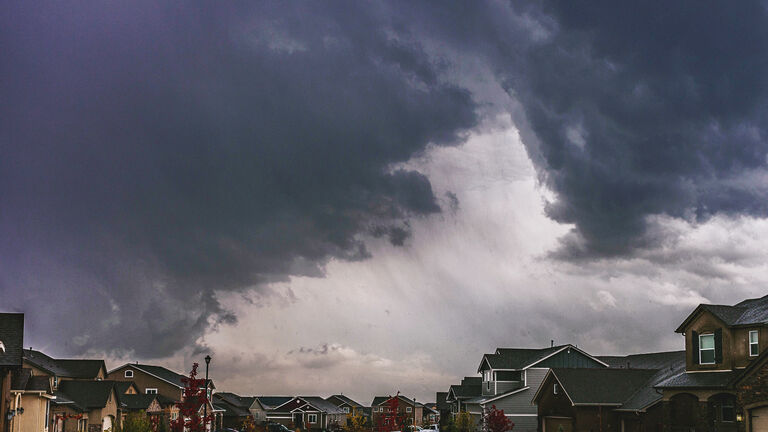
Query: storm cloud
xmin=4 ymin=0 xmax=768 ymax=363
xmin=0 ymin=1 xmax=476 ymax=356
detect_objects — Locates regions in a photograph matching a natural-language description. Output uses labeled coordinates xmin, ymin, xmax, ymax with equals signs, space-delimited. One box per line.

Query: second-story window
xmin=700 ymin=333 xmax=716 ymax=364
xmin=125 ymin=370 xmax=133 ymax=378
xmin=146 ymin=388 xmax=158 ymax=394
xmin=343 ymin=407 xmax=349 ymax=413
xmin=750 ymin=331 xmax=759 ymax=357
xmin=406 ymin=407 xmax=412 ymax=413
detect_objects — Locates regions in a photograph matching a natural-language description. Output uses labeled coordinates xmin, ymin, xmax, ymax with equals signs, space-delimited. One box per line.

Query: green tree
xmin=454 ymin=412 xmax=475 ymax=432
xmin=343 ymin=412 xmax=367 ymax=432
xmin=123 ymin=412 xmax=153 ymax=432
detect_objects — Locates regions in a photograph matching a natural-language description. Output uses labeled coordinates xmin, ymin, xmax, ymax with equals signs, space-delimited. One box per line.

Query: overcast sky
xmin=3 ymin=1 xmax=768 ymax=405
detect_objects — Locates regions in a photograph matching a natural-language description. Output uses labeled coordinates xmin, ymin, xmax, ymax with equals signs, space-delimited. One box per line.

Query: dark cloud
xmin=504 ymin=0 xmax=768 ymax=258
xmin=0 ymin=1 xmax=476 ymax=356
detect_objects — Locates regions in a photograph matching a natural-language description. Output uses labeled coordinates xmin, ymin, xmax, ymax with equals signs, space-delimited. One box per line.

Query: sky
xmin=3 ymin=0 xmax=768 ymax=405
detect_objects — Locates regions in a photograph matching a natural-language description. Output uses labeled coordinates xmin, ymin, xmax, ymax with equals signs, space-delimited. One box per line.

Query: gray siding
xmin=482 ymin=369 xmax=549 ymax=415
xmin=505 ymin=415 xmax=537 ymax=432
xmin=482 ymin=381 xmax=494 ymax=396
xmin=495 ymin=380 xmax=523 ymax=394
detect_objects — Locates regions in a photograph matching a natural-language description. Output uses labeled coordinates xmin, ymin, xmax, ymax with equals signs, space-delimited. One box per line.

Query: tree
xmin=454 ymin=412 xmax=475 ymax=432
xmin=343 ymin=411 xmax=367 ymax=432
xmin=241 ymin=416 xmax=258 ymax=432
xmin=482 ymin=406 xmax=512 ymax=432
xmin=170 ymin=363 xmax=213 ymax=432
xmin=123 ymin=411 xmax=153 ymax=432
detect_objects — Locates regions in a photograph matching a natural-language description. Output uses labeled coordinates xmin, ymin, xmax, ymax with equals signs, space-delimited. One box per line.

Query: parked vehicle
xmin=425 ymin=425 xmax=439 ymax=432
xmin=267 ymin=423 xmax=293 ymax=432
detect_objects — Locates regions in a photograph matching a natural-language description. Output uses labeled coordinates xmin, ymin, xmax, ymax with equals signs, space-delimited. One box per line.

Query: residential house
xmin=654 ymin=294 xmax=768 ymax=432
xmin=371 ymin=395 xmax=424 ymax=427
xmin=445 ymin=344 xmax=607 ymax=432
xmin=9 ymin=369 xmax=55 ymax=432
xmin=253 ymin=397 xmax=291 ymax=425
xmin=0 ymin=314 xmax=24 ymax=432
xmin=107 ymin=363 xmax=218 ymax=426
xmin=265 ymin=396 xmax=346 ymax=431
xmin=445 ymin=377 xmax=481 ymax=421
xmin=421 ymin=403 xmax=439 ymax=425
xmin=212 ymin=392 xmax=256 ymax=429
xmin=325 ymin=395 xmax=365 ymax=416
xmin=532 ymin=353 xmax=683 ymax=432
xmin=52 ymin=380 xmax=120 ymax=432
xmin=22 ymin=350 xmax=107 ymax=388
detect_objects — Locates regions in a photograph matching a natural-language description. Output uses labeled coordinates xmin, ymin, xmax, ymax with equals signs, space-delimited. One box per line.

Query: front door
xmin=293 ymin=413 xmax=304 ymax=429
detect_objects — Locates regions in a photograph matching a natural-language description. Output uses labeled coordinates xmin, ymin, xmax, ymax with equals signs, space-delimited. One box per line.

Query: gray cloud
xmin=0 ymin=1 xmax=476 ymax=357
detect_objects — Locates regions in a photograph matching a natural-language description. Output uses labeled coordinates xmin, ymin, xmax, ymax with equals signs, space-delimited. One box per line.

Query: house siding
xmin=107 ymin=366 xmax=182 ymax=402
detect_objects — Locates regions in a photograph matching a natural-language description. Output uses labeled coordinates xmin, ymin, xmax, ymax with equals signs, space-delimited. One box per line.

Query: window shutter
xmin=691 ymin=330 xmax=699 ymax=365
xmin=715 ymin=328 xmax=723 ymax=364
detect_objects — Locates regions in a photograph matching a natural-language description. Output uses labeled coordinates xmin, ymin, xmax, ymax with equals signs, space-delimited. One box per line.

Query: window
xmin=171 ymin=412 xmax=178 ymax=421
xmin=750 ymin=331 xmax=759 ymax=357
xmin=254 ymin=413 xmax=259 ymax=420
xmin=308 ymin=414 xmax=317 ymax=424
xmin=406 ymin=407 xmax=412 ymax=413
xmin=700 ymin=334 xmax=716 ymax=364
xmin=483 ymin=370 xmax=492 ymax=382
xmin=125 ymin=370 xmax=134 ymax=378
xmin=146 ymin=388 xmax=158 ymax=395
xmin=343 ymin=407 xmax=350 ymax=413
xmin=553 ymin=384 xmax=559 ymax=395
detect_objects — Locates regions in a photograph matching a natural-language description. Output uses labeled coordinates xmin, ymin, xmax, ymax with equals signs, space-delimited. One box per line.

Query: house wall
xmin=107 ymin=367 xmax=182 ymax=402
xmin=536 ymin=375 xmax=575 ymax=431
xmin=248 ymin=403 xmax=268 ymax=424
xmin=14 ymin=393 xmax=49 ymax=432
xmin=735 ymin=356 xmax=768 ymax=432
xmin=1 ymin=369 xmax=12 ymax=432
xmin=681 ymin=311 xmax=767 ymax=372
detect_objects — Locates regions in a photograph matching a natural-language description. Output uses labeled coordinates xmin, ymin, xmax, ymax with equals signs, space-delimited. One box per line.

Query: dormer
xmin=675 ymin=296 xmax=768 ymax=372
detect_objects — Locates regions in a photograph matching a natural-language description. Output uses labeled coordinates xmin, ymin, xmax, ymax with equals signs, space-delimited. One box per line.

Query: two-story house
xmin=445 ymin=377 xmax=481 ymax=420
xmin=655 ymin=294 xmax=768 ymax=432
xmin=371 ymin=395 xmax=424 ymax=428
xmin=325 ymin=394 xmax=365 ymax=416
xmin=265 ymin=396 xmax=345 ymax=431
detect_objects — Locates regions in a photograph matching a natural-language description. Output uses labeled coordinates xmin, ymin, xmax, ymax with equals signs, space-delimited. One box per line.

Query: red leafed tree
xmin=375 ymin=394 xmax=408 ymax=432
xmin=170 ymin=363 xmax=213 ymax=432
xmin=483 ymin=405 xmax=513 ymax=432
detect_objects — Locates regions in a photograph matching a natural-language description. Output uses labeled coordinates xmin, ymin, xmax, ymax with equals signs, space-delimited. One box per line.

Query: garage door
xmin=544 ymin=417 xmax=573 ymax=432
xmin=752 ymin=406 xmax=768 ymax=432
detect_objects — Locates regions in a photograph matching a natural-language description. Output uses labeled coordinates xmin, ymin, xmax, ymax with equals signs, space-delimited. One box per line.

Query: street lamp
xmin=204 ymin=355 xmax=211 ymax=431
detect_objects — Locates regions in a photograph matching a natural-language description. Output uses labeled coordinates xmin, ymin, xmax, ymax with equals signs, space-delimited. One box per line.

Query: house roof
xmin=326 ymin=394 xmax=364 ymax=408
xmin=128 ymin=364 xmax=187 ymax=388
xmin=0 ymin=314 xmax=24 ymax=367
xmin=23 ymin=349 xmax=105 ymax=379
xmin=479 ymin=344 xmax=607 ymax=372
xmin=213 ymin=392 xmax=257 ymax=417
xmin=256 ymin=396 xmax=292 ymax=409
xmin=120 ymin=394 xmax=160 ymax=411
xmin=655 ymin=370 xmax=742 ymax=389
xmin=55 ymin=380 xmax=117 ymax=410
xmin=300 ymin=396 xmax=346 ymax=414
xmin=548 ymin=368 xmax=659 ymax=406
xmin=371 ymin=395 xmax=423 ymax=407
xmin=675 ymin=295 xmax=768 ymax=333
xmin=11 ymin=368 xmax=52 ymax=393
xmin=447 ymin=377 xmax=482 ymax=400
xmin=114 ymin=381 xmax=138 ymax=395
xmin=597 ymin=350 xmax=686 ymax=370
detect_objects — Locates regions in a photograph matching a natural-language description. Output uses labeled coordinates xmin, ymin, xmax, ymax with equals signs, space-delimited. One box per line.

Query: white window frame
xmin=308 ymin=414 xmax=317 ymax=424
xmin=146 ymin=388 xmax=158 ymax=395
xmin=125 ymin=370 xmax=134 ymax=378
xmin=406 ymin=407 xmax=412 ymax=413
xmin=343 ymin=407 xmax=350 ymax=413
xmin=699 ymin=333 xmax=716 ymax=365
xmin=553 ymin=383 xmax=559 ymax=395
xmin=750 ymin=330 xmax=759 ymax=357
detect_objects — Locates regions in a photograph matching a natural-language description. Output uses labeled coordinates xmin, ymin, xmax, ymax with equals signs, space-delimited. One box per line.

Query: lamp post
xmin=204 ymin=355 xmax=211 ymax=431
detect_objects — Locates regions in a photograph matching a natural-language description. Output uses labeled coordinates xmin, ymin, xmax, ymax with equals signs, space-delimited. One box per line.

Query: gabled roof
xmin=55 ymin=380 xmax=117 ymax=410
xmin=23 ymin=349 xmax=105 ymax=379
xmin=11 ymin=368 xmax=52 ymax=393
xmin=256 ymin=396 xmax=293 ymax=409
xmin=111 ymin=363 xmax=210 ymax=389
xmin=213 ymin=392 xmax=257 ymax=417
xmin=371 ymin=395 xmax=422 ymax=407
xmin=301 ymin=396 xmax=346 ymax=414
xmin=478 ymin=344 xmax=607 ymax=372
xmin=655 ymin=370 xmax=741 ymax=389
xmin=543 ymin=368 xmax=658 ymax=406
xmin=597 ymin=350 xmax=686 ymax=370
xmin=0 ymin=314 xmax=24 ymax=367
xmin=326 ymin=394 xmax=364 ymax=408
xmin=675 ymin=295 xmax=768 ymax=333
xmin=114 ymin=381 xmax=139 ymax=395
xmin=447 ymin=377 xmax=482 ymax=401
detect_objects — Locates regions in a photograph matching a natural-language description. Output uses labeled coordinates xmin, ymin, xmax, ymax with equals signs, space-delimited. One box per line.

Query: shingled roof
xmin=675 ymin=294 xmax=768 ymax=332
xmin=213 ymin=392 xmax=256 ymax=417
xmin=326 ymin=394 xmax=364 ymax=408
xmin=256 ymin=396 xmax=292 ymax=409
xmin=447 ymin=377 xmax=482 ymax=401
xmin=0 ymin=313 xmax=24 ymax=367
xmin=478 ymin=344 xmax=607 ymax=372
xmin=120 ymin=394 xmax=161 ymax=411
xmin=55 ymin=380 xmax=117 ymax=410
xmin=547 ymin=368 xmax=659 ymax=406
xmin=11 ymin=368 xmax=52 ymax=393
xmin=23 ymin=349 xmax=105 ymax=379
